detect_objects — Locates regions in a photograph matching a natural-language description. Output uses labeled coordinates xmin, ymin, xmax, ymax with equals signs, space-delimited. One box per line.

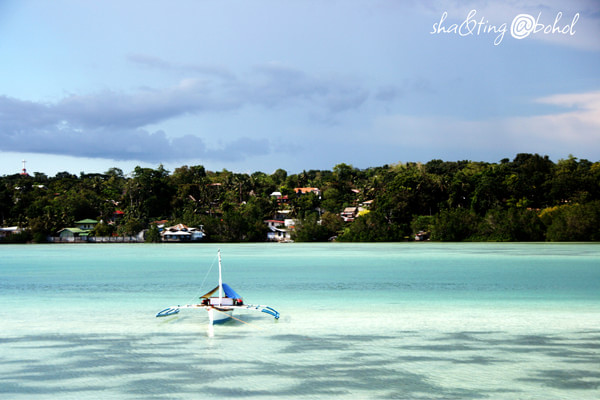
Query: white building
xmin=161 ymin=224 xmax=205 ymax=242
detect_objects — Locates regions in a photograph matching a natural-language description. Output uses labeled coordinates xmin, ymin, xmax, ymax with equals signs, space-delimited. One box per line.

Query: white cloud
xmin=370 ymin=90 xmax=600 ymax=161
xmin=511 ymin=90 xmax=600 ymax=146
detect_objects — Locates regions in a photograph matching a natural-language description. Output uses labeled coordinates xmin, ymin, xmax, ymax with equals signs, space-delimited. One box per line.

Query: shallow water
xmin=1 ymin=243 xmax=599 ymax=399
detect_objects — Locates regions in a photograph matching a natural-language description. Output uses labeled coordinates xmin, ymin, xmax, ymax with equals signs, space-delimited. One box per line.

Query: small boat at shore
xmin=156 ymin=250 xmax=280 ymax=325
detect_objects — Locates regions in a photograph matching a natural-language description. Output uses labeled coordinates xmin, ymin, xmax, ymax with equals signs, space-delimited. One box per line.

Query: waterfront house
xmin=57 ymin=227 xmax=90 ymax=240
xmin=265 ymin=219 xmax=292 ymax=242
xmin=53 ymin=219 xmax=98 ymax=242
xmin=161 ymin=223 xmax=205 ymax=242
xmin=0 ymin=226 xmax=22 ymax=241
xmin=76 ymin=219 xmax=98 ymax=230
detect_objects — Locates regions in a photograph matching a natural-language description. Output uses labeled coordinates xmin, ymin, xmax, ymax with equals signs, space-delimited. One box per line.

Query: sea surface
xmin=1 ymin=243 xmax=599 ymax=399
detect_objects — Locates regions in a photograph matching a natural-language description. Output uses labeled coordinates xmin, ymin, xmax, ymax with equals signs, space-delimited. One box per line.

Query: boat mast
xmin=218 ymin=249 xmax=223 ymax=304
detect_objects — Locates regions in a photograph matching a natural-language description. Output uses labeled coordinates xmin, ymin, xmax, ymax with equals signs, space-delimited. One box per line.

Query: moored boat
xmin=156 ymin=250 xmax=280 ymax=325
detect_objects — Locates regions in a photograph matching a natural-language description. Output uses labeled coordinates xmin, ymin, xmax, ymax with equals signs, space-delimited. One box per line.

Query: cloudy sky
xmin=1 ymin=0 xmax=599 ymax=176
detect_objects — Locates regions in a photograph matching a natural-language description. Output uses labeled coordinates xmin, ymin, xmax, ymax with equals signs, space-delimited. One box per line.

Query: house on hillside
xmin=151 ymin=219 xmax=168 ymax=231
xmin=265 ymin=220 xmax=284 ymax=230
xmin=270 ymin=191 xmax=289 ymax=204
xmin=111 ymin=210 xmax=124 ymax=224
xmin=294 ymin=187 xmax=322 ymax=199
xmin=359 ymin=200 xmax=373 ymax=209
xmin=274 ymin=209 xmax=292 ymax=221
xmin=341 ymin=207 xmax=359 ymax=222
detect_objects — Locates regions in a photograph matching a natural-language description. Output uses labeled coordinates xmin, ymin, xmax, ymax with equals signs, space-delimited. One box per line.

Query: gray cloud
xmin=0 ymin=94 xmax=266 ymax=163
xmin=248 ymin=63 xmax=369 ymax=114
xmin=55 ymin=80 xmax=240 ymax=129
xmin=0 ymin=61 xmax=373 ymax=163
xmin=129 ymin=55 xmax=371 ymax=115
xmin=127 ymin=55 xmax=370 ymax=115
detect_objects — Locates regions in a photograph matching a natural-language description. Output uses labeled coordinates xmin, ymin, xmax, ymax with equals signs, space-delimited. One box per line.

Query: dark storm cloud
xmin=0 ymin=93 xmax=261 ymax=163
xmin=55 ymin=80 xmax=241 ymax=129
xmin=0 ymin=61 xmax=370 ymax=163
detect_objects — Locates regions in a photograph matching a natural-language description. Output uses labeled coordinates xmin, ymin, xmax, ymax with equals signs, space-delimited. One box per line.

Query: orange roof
xmin=294 ymin=187 xmax=320 ymax=193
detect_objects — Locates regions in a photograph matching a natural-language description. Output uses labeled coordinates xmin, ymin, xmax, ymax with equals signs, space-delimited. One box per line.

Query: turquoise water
xmin=1 ymin=243 xmax=599 ymax=399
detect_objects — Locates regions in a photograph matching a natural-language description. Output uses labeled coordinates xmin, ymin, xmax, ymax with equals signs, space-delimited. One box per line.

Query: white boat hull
xmin=208 ymin=307 xmax=233 ymax=324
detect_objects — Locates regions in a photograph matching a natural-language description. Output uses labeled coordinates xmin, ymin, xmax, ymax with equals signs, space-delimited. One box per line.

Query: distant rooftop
xmin=75 ymin=219 xmax=98 ymax=224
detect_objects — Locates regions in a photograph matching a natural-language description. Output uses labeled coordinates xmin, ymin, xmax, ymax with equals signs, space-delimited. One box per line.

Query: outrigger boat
xmin=156 ymin=250 xmax=280 ymax=325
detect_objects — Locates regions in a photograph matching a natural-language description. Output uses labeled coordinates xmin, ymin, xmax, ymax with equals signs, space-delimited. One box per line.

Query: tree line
xmin=1 ymin=153 xmax=599 ymax=243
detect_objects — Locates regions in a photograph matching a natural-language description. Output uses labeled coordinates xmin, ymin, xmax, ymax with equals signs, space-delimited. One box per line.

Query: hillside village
xmin=40 ymin=186 xmax=370 ymax=243
xmin=1 ymin=154 xmax=599 ymax=243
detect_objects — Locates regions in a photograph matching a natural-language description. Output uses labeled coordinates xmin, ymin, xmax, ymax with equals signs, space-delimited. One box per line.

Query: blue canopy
xmin=222 ymin=283 xmax=242 ymax=299
xmin=201 ymin=283 xmax=242 ymax=299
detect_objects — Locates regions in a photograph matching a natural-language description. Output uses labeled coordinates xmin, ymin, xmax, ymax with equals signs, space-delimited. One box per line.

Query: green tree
xmin=338 ymin=210 xmax=404 ymax=241
xmin=271 ymin=169 xmax=288 ymax=186
xmin=431 ymin=208 xmax=480 ymax=241
xmin=145 ymin=224 xmax=162 ymax=243
xmin=293 ymin=212 xmax=329 ymax=242
xmin=124 ymin=165 xmax=173 ymax=221
xmin=508 ymin=153 xmax=553 ymax=209
xmin=321 ymin=187 xmax=344 ymax=213
xmin=118 ymin=216 xmax=145 ymax=236
xmin=476 ymin=208 xmax=545 ymax=241
xmin=320 ymin=211 xmax=344 ymax=238
xmin=542 ymin=202 xmax=600 ymax=241
xmin=93 ymin=220 xmax=114 ymax=237
xmin=411 ymin=215 xmax=434 ymax=236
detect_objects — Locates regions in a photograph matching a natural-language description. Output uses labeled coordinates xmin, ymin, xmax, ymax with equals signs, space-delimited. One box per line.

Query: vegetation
xmin=1 ymin=154 xmax=599 ymax=242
